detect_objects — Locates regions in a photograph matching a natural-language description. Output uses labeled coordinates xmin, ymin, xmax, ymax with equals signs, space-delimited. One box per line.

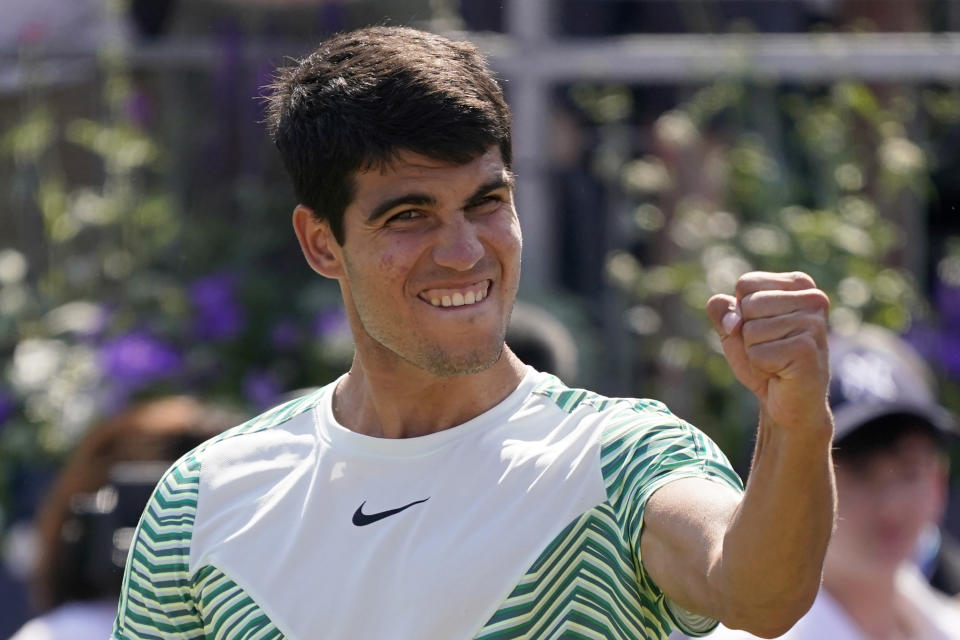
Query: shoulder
xmin=529 ymin=372 xmax=674 ymax=421
xmin=200 ymin=385 xmax=329 ymax=453
xmin=529 ymin=374 xmax=685 ymax=447
xmin=185 ymin=385 xmax=329 ymax=479
xmin=527 ymin=374 xmax=741 ymax=502
xmin=132 ymin=386 xmax=330 ymax=564
xmin=11 ymin=601 xmax=116 ymax=640
xmin=897 ymin=563 xmax=960 ymax=631
xmin=532 ymin=377 xmax=732 ymax=471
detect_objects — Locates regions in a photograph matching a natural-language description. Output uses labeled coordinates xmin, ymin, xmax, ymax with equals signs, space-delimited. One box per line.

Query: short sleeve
xmin=601 ymin=399 xmax=744 ymax=637
xmin=112 ymin=453 xmax=206 ymax=640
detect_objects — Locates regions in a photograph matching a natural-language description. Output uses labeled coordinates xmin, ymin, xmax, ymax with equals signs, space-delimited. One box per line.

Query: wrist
xmin=758 ymin=405 xmax=834 ymax=453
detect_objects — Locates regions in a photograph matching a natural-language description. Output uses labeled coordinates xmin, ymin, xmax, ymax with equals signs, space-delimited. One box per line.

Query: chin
xmin=416 ymin=343 xmax=505 ymax=378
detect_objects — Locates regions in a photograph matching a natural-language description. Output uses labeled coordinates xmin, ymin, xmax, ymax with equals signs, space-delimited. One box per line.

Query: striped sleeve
xmin=110 ymin=390 xmax=328 ymax=640
xmin=601 ymin=400 xmax=744 ymax=637
xmin=111 ymin=452 xmax=206 ymax=639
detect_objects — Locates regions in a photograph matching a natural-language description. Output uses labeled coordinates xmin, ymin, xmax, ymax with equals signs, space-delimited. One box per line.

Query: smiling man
xmin=111 ymin=27 xmax=836 ymax=640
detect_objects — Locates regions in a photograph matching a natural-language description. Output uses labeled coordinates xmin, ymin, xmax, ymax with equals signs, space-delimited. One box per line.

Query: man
xmin=111 ymin=27 xmax=835 ymax=640
xmin=678 ymin=325 xmax=960 ymax=640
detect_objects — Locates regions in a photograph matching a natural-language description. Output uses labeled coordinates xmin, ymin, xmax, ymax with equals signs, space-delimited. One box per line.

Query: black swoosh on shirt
xmin=352 ymin=497 xmax=430 ymax=527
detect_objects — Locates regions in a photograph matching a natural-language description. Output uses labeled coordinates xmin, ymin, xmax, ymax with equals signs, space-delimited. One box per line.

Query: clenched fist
xmin=706 ymin=271 xmax=832 ymax=435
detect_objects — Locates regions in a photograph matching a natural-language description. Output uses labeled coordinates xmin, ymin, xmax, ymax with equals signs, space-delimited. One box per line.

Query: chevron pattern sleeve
xmin=111 ymin=452 xmax=206 ymax=639
xmin=602 ymin=399 xmax=744 ymax=637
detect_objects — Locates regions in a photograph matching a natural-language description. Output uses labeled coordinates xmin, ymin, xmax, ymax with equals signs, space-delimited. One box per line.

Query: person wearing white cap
xmin=675 ymin=323 xmax=960 ymax=640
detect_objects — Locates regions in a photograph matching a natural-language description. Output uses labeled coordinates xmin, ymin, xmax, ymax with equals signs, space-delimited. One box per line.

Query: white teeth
xmin=424 ymin=283 xmax=488 ymax=308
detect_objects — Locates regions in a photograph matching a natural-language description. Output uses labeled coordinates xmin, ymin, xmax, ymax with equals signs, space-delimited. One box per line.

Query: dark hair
xmin=265 ymin=26 xmax=513 ymax=244
xmin=833 ymin=412 xmax=946 ymax=465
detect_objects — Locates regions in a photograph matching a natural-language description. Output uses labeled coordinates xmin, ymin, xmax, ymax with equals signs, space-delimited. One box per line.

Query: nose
xmin=432 ymin=214 xmax=484 ymax=271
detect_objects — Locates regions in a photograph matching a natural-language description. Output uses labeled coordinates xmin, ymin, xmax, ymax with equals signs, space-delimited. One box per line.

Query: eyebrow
xmin=365 ymin=172 xmax=515 ymax=224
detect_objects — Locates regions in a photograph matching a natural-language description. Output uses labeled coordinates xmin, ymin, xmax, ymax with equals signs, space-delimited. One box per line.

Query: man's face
xmin=826 ymin=432 xmax=947 ymax=580
xmin=322 ymin=146 xmax=522 ymax=377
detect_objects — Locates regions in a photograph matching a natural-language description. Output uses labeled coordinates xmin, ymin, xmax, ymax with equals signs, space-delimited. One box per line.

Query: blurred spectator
xmin=505 ymin=300 xmax=580 ymax=384
xmin=0 ymin=0 xmax=128 ymax=93
xmin=1 ymin=0 xmax=121 ymax=50
xmin=673 ymin=324 xmax=960 ymax=640
xmin=8 ymin=396 xmax=241 ymax=640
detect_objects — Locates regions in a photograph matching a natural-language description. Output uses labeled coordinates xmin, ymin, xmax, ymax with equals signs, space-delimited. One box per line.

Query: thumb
xmin=706 ymin=294 xmax=741 ymax=338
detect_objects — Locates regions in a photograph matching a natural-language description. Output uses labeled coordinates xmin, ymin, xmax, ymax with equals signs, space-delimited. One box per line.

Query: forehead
xmin=838 ymin=432 xmax=942 ymax=478
xmin=351 ymin=147 xmax=508 ymax=201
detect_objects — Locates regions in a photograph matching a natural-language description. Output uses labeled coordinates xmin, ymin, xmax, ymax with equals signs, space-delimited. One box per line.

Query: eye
xmin=386 ymin=209 xmax=424 ymax=224
xmin=467 ymin=195 xmax=503 ymax=212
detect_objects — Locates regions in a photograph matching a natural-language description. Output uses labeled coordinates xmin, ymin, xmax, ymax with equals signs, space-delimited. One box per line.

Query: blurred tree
xmin=569 ymin=77 xmax=958 ymax=466
xmin=0 ymin=2 xmax=350 ymax=532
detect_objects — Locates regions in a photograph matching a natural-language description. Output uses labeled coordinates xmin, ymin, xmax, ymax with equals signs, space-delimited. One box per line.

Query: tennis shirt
xmin=112 ymin=367 xmax=743 ymax=640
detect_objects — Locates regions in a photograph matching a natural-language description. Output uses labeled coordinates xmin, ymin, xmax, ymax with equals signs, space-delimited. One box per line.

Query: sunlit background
xmin=3 ymin=0 xmax=960 ymax=634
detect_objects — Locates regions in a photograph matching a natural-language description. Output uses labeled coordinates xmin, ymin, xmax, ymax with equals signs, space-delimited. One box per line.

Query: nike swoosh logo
xmin=352 ymin=497 xmax=430 ymax=527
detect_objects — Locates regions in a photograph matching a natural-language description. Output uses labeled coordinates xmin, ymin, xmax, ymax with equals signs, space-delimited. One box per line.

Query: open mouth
xmin=419 ymin=280 xmax=491 ymax=308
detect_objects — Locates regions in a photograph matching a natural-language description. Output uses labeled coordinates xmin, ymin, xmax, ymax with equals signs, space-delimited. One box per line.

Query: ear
xmin=292 ymin=205 xmax=344 ymax=279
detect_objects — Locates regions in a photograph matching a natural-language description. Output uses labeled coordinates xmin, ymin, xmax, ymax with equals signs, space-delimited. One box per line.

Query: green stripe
xmin=114 ymin=387 xmax=328 ymax=638
xmin=476 ymin=377 xmax=742 ymax=639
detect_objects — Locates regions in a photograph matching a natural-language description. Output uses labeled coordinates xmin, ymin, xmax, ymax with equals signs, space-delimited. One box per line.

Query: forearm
xmin=713 ymin=409 xmax=836 ymax=637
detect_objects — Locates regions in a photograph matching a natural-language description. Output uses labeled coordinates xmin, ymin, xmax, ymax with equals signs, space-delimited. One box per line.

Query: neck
xmin=333 ymin=348 xmax=527 ymax=439
xmin=823 ymin=564 xmax=920 ymax=640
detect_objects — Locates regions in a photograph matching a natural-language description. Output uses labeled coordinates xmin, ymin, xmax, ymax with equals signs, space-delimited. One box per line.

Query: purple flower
xmin=936 ymin=281 xmax=960 ymax=331
xmin=903 ymin=324 xmax=940 ymax=364
xmin=271 ymin=320 xmax=301 ymax=351
xmin=905 ymin=323 xmax=960 ymax=380
xmin=939 ymin=333 xmax=960 ymax=379
xmin=99 ymin=331 xmax=182 ymax=388
xmin=126 ymin=90 xmax=153 ymax=129
xmin=243 ymin=370 xmax=282 ymax=410
xmin=0 ymin=392 xmax=15 ymax=427
xmin=189 ymin=274 xmax=245 ymax=341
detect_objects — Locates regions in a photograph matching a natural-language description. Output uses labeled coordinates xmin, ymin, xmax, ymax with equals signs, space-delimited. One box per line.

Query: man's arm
xmin=640 ymin=271 xmax=836 ymax=638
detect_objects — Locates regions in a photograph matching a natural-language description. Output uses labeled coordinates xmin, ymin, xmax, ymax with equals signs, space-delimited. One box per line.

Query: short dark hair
xmin=265 ymin=26 xmax=512 ymax=244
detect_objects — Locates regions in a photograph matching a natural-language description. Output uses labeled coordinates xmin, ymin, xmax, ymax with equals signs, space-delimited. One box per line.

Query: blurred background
xmin=3 ymin=0 xmax=960 ymax=635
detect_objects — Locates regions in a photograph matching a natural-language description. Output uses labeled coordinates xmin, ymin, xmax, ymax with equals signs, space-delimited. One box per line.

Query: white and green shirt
xmin=112 ymin=368 xmax=743 ymax=640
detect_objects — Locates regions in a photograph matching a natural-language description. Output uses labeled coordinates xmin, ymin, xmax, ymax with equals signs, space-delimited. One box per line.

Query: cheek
xmin=362 ymin=239 xmax=414 ymax=279
xmin=378 ymin=253 xmax=396 ymax=272
xmin=835 ymin=495 xmax=873 ymax=531
xmin=907 ymin=479 xmax=945 ymax=522
xmin=493 ymin=215 xmax=523 ymax=263
xmin=834 ymin=477 xmax=882 ymax=529
xmin=507 ymin=213 xmax=523 ymax=247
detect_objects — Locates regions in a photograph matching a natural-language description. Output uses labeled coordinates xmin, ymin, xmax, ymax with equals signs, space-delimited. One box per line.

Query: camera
xmin=56 ymin=462 xmax=170 ymax=601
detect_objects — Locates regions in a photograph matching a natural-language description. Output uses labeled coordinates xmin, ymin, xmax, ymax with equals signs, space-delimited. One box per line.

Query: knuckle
xmin=798 ymin=288 xmax=830 ymax=312
xmin=814 ymin=289 xmax=831 ymax=311
xmin=808 ymin=311 xmax=828 ymax=333
xmin=790 ymin=271 xmax=817 ymax=288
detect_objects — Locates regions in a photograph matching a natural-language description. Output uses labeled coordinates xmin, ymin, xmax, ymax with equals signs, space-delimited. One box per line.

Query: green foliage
xmin=581 ymin=79 xmax=953 ymax=464
xmin=0 ymin=40 xmax=347 ymax=530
